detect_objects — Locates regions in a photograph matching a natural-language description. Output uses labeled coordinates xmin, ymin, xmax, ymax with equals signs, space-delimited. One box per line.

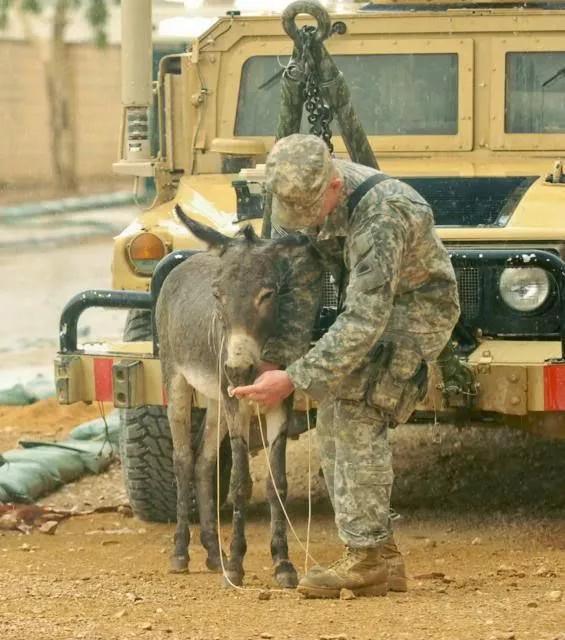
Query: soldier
xmin=233 ymin=134 xmax=460 ymax=599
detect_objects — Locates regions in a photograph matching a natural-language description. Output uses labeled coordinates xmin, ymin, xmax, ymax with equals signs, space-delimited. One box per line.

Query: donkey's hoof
xmin=275 ymin=560 xmax=299 ymax=589
xmin=169 ymin=555 xmax=189 ymax=574
xmin=222 ymin=571 xmax=244 ymax=588
xmin=206 ymin=552 xmax=227 ymax=573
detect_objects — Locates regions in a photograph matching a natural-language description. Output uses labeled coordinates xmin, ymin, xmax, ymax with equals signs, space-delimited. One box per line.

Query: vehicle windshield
xmin=236 ymin=53 xmax=458 ymax=137
xmin=506 ymin=51 xmax=565 ymax=133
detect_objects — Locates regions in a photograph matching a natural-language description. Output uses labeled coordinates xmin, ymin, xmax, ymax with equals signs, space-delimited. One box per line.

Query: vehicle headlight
xmin=127 ymin=233 xmax=167 ymax=275
xmin=499 ymin=267 xmax=550 ymax=312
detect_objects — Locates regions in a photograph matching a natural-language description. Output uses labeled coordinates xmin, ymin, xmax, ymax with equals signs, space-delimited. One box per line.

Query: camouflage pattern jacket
xmin=264 ymin=159 xmax=460 ymax=402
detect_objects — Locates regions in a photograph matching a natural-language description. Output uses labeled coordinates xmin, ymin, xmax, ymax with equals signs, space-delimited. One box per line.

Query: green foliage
xmin=0 ymin=0 xmax=41 ymax=30
xmin=0 ymin=0 xmax=15 ymax=30
xmin=21 ymin=0 xmax=41 ymax=13
xmin=86 ymin=0 xmax=109 ymax=47
xmin=0 ymin=0 xmax=119 ymax=47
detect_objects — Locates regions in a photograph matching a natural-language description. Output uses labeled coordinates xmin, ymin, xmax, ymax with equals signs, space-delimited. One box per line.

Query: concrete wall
xmin=0 ymin=40 xmax=122 ymax=186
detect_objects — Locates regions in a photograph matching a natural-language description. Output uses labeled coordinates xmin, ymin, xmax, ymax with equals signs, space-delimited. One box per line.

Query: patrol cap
xmin=266 ymin=134 xmax=334 ymax=229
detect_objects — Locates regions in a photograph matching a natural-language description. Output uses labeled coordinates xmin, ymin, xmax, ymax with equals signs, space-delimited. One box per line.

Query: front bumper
xmin=55 ymin=338 xmax=565 ymax=436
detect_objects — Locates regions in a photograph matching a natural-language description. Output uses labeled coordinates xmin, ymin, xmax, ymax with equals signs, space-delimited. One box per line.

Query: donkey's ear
xmin=175 ymin=205 xmax=230 ymax=254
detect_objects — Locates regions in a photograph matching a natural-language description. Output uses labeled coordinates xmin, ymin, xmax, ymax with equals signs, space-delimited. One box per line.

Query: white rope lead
xmin=255 ymin=401 xmax=318 ymax=567
xmin=215 ymin=336 xmax=250 ymax=592
xmin=214 ymin=336 xmax=318 ymax=592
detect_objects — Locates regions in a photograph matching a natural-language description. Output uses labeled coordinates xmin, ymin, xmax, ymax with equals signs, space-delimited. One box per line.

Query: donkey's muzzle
xmin=224 ymin=363 xmax=257 ymax=387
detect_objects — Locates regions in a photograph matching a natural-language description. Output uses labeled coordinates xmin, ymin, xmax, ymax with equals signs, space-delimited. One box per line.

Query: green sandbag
xmin=0 ymin=376 xmax=55 ymax=406
xmin=0 ymin=441 xmax=114 ymax=503
xmin=0 ymin=459 xmax=61 ymax=503
xmin=0 ymin=411 xmax=118 ymax=504
xmin=69 ymin=412 xmax=120 ymax=444
xmin=20 ymin=439 xmax=115 ymax=474
xmin=3 ymin=447 xmax=86 ymax=483
xmin=0 ymin=384 xmax=34 ymax=406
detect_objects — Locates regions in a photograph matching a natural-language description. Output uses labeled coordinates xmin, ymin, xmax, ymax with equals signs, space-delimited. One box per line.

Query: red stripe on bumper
xmin=544 ymin=363 xmax=565 ymax=411
xmin=94 ymin=358 xmax=114 ymax=402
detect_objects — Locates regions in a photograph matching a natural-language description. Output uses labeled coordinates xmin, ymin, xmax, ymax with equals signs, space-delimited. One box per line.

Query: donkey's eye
xmin=258 ymin=289 xmax=275 ymax=304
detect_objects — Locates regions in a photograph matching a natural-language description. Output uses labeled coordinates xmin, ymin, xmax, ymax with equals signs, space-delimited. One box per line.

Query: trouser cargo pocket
xmin=366 ymin=342 xmax=428 ymax=427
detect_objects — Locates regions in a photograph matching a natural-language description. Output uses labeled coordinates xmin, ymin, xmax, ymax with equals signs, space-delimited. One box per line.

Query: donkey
xmin=156 ymin=204 xmax=321 ymax=588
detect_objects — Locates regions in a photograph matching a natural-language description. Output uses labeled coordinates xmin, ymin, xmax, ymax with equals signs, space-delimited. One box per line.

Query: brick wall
xmin=0 ymin=40 xmax=122 ymax=186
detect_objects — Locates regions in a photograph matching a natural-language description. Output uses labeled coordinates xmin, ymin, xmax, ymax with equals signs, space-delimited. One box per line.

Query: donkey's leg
xmin=265 ymin=402 xmax=298 ymax=588
xmin=195 ymin=399 xmax=228 ymax=572
xmin=224 ymin=401 xmax=252 ymax=587
xmin=167 ymin=374 xmax=194 ymax=573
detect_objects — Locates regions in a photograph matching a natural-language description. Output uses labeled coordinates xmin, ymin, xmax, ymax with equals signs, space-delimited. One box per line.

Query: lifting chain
xmin=299 ymin=26 xmax=334 ymax=153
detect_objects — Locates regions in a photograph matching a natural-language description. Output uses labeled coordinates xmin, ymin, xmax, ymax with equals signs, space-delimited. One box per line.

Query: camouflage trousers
xmin=316 ymin=397 xmax=393 ymax=548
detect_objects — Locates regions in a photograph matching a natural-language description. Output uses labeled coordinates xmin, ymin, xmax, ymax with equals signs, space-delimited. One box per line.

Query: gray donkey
xmin=156 ymin=205 xmax=321 ymax=588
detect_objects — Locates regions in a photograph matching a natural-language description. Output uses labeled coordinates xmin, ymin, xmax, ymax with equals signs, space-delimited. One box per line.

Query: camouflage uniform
xmin=263 ymin=135 xmax=460 ymax=548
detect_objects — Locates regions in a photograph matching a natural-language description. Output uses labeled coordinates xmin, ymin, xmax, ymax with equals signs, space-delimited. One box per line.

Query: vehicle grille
xmin=455 ymin=266 xmax=481 ymax=320
xmin=322 ymin=271 xmax=338 ymax=308
xmin=321 ymin=268 xmax=481 ymax=322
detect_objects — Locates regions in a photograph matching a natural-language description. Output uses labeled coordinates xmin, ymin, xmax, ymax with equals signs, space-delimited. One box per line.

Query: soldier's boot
xmin=382 ymin=537 xmax=408 ymax=592
xmin=304 ymin=538 xmax=407 ymax=592
xmin=297 ymin=547 xmax=388 ymax=599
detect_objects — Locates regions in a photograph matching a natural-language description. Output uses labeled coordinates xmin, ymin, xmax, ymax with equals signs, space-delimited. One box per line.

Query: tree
xmin=0 ymin=0 xmax=118 ymax=191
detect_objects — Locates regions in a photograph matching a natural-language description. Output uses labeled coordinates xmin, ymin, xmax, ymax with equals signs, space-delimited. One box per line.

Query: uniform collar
xmin=317 ymin=199 xmax=349 ymax=240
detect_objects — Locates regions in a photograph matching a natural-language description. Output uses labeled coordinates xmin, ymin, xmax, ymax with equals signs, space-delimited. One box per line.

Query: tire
xmin=120 ymin=309 xmax=231 ymax=523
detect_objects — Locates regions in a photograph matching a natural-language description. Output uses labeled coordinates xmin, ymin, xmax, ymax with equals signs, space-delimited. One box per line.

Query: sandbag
xmin=0 ymin=384 xmax=34 ymax=406
xmin=20 ymin=440 xmax=115 ymax=474
xmin=4 ymin=447 xmax=86 ymax=483
xmin=0 ymin=459 xmax=61 ymax=503
xmin=0 ymin=485 xmax=10 ymax=503
xmin=0 ymin=410 xmax=118 ymax=504
xmin=0 ymin=375 xmax=55 ymax=406
xmin=70 ymin=412 xmax=120 ymax=444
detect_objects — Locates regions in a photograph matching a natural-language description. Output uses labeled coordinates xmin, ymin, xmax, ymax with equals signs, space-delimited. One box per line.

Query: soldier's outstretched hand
xmin=232 ymin=370 xmax=294 ymax=407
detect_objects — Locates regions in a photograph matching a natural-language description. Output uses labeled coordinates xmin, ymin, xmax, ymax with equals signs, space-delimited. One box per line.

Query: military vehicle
xmin=55 ymin=0 xmax=565 ymax=522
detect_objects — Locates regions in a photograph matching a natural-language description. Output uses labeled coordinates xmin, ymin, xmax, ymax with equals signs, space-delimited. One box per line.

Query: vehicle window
xmin=505 ymin=52 xmax=565 ymax=133
xmin=235 ymin=53 xmax=459 ymax=136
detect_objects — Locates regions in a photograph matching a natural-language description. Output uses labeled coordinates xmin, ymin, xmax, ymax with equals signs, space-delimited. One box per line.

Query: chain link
xmin=300 ymin=26 xmax=334 ymax=153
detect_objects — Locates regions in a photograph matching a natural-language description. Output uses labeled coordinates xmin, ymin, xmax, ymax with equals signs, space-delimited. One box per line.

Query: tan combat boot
xmin=304 ymin=537 xmax=407 ymax=592
xmin=297 ymin=547 xmax=388 ymax=599
xmin=382 ymin=537 xmax=408 ymax=592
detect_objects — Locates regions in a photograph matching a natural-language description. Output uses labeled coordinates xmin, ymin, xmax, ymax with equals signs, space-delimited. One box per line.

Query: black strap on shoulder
xmin=335 ymin=172 xmax=391 ymax=314
xmin=347 ymin=172 xmax=390 ymax=218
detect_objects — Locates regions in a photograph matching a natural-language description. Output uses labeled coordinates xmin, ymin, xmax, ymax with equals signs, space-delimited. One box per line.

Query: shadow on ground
xmin=390 ymin=424 xmax=565 ymax=514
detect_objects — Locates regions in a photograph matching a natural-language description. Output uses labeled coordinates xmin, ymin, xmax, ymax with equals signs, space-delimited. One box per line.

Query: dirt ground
xmin=0 ymin=401 xmax=563 ymax=640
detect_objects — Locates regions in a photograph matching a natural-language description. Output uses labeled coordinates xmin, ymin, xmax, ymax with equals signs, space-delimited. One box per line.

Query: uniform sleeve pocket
xmin=353 ymin=258 xmax=387 ymax=294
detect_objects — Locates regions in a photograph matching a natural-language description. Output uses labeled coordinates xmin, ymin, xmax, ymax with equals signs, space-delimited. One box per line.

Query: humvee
xmin=55 ymin=0 xmax=565 ymax=522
